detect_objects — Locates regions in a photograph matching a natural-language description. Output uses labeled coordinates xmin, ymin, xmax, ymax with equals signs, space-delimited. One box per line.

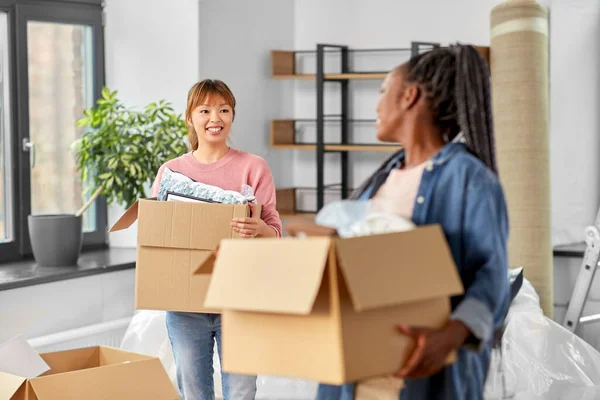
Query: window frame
xmin=0 ymin=0 xmax=107 ymax=263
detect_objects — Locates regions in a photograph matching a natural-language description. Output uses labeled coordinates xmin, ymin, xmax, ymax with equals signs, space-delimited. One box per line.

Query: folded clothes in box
xmin=157 ymin=167 xmax=255 ymax=204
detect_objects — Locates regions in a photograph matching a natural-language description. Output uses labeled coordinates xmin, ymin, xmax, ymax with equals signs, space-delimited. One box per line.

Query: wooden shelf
xmin=271 ymin=143 xmax=315 ymax=150
xmin=277 ymin=187 xmax=356 ymax=220
xmin=272 ymin=73 xmax=388 ymax=80
xmin=327 ymin=73 xmax=388 ymax=80
xmin=276 ymin=188 xmax=315 ymax=220
xmin=271 ymin=46 xmax=490 ymax=79
xmin=272 ymin=143 xmax=401 ymax=152
xmin=270 ymin=120 xmax=401 ymax=152
xmin=280 ymin=213 xmax=316 ymax=220
xmin=270 ymin=44 xmax=490 ymax=216
xmin=270 ymin=51 xmax=387 ymax=80
xmin=272 ymin=74 xmax=316 ymax=80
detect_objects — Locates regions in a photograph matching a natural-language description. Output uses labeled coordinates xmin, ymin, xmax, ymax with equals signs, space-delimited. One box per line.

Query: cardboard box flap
xmin=28 ymin=358 xmax=179 ymax=400
xmin=40 ymin=347 xmax=98 ymax=374
xmin=0 ymin=372 xmax=26 ymax=399
xmin=0 ymin=334 xmax=50 ymax=378
xmin=108 ymin=199 xmax=140 ymax=232
xmin=0 ymin=334 xmax=50 ymax=398
xmin=193 ymin=249 xmax=217 ymax=275
xmin=204 ymin=238 xmax=331 ymax=314
xmin=335 ymin=225 xmax=464 ymax=312
xmin=137 ymin=200 xmax=247 ymax=251
xmin=98 ymin=346 xmax=153 ymax=365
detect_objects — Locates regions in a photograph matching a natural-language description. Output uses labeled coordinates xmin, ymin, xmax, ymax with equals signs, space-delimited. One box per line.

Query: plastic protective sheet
xmin=315 ymin=199 xmax=415 ymax=237
xmin=484 ymin=278 xmax=600 ymax=399
xmin=120 ymin=311 xmax=178 ymax=390
xmin=120 ymin=310 xmax=318 ymax=400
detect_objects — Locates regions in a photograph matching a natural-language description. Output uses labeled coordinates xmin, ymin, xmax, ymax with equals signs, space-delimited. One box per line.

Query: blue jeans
xmin=316 ymin=384 xmax=355 ymax=400
xmin=166 ymin=311 xmax=257 ymax=400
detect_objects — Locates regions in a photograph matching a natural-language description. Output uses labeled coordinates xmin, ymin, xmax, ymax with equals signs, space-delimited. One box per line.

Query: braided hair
xmin=401 ymin=44 xmax=497 ymax=174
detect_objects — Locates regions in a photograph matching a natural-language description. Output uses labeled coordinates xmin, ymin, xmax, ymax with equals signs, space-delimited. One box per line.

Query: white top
xmin=370 ymin=161 xmax=428 ymax=219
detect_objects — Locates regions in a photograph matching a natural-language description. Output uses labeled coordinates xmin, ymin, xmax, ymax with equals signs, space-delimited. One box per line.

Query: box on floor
xmin=202 ymin=222 xmax=463 ymax=385
xmin=110 ymin=198 xmax=258 ymax=313
xmin=0 ymin=335 xmax=178 ymax=400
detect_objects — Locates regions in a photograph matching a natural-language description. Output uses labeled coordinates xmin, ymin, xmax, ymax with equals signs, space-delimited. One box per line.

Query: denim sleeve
xmin=451 ymin=173 xmax=510 ymax=352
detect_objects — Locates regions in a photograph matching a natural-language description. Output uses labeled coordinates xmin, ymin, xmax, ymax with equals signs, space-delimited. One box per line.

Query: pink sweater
xmin=151 ymin=149 xmax=282 ymax=237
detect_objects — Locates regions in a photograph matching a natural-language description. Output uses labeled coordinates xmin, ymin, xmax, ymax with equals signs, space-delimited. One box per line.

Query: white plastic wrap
xmin=120 ymin=311 xmax=178 ymax=391
xmin=256 ymin=376 xmax=317 ymax=400
xmin=314 ymin=199 xmax=371 ymax=236
xmin=315 ymin=199 xmax=415 ymax=238
xmin=120 ymin=310 xmax=318 ymax=399
xmin=484 ymin=277 xmax=600 ymax=399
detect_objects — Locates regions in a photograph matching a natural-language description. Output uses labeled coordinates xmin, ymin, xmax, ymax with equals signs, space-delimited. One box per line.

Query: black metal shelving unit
xmin=269 ymin=41 xmax=441 ymax=216
xmin=313 ymin=41 xmax=440 ymax=210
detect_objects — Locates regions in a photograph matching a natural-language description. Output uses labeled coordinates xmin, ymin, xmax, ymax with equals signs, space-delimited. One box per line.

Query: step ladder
xmin=563 ymin=207 xmax=600 ymax=332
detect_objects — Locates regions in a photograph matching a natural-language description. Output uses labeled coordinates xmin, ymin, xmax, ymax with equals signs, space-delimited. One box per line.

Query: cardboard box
xmin=0 ymin=335 xmax=178 ymax=400
xmin=110 ymin=198 xmax=257 ymax=313
xmin=203 ymin=224 xmax=464 ymax=384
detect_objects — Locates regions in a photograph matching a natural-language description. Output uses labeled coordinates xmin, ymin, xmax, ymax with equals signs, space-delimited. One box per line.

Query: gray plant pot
xmin=28 ymin=214 xmax=83 ymax=266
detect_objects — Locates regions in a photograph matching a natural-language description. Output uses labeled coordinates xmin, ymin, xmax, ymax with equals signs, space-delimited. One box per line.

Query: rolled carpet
xmin=490 ymin=0 xmax=552 ymax=317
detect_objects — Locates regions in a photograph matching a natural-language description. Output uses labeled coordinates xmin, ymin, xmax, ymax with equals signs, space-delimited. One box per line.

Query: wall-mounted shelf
xmin=270 ymin=43 xmax=449 ymax=80
xmin=271 ymin=47 xmax=490 ymax=78
xmin=276 ymin=188 xmax=313 ymax=220
xmin=270 ymin=120 xmax=402 ymax=152
xmin=279 ymin=212 xmax=316 ymax=220
xmin=272 ymin=143 xmax=401 ymax=152
xmin=270 ymin=42 xmax=444 ymax=212
xmin=270 ymin=42 xmax=491 ymax=213
xmin=276 ymin=187 xmax=353 ymax=219
xmin=271 ymin=48 xmax=416 ymax=80
xmin=270 ymin=43 xmax=437 ymax=211
xmin=272 ymin=72 xmax=389 ymax=80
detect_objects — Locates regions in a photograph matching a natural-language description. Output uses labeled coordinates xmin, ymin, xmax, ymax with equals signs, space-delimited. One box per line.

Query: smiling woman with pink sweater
xmin=151 ymin=79 xmax=282 ymax=400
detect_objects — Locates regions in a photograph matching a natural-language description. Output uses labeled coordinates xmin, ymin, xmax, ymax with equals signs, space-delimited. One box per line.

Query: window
xmin=0 ymin=11 xmax=12 ymax=245
xmin=0 ymin=0 xmax=105 ymax=263
xmin=27 ymin=21 xmax=96 ymax=231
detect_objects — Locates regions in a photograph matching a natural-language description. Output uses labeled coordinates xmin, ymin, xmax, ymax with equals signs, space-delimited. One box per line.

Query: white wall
xmin=550 ymin=0 xmax=600 ymax=347
xmin=105 ymin=0 xmax=294 ymax=247
xmin=103 ymin=0 xmax=199 ymax=112
xmin=104 ymin=0 xmax=200 ymax=247
xmin=0 ymin=270 xmax=134 ymax=343
xmin=291 ymin=0 xmax=510 ymax=210
xmin=196 ymin=0 xmax=295 ymax=187
xmin=550 ymin=0 xmax=600 ymax=247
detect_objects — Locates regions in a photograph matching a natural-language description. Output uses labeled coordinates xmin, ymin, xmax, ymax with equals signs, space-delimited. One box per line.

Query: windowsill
xmin=0 ymin=248 xmax=136 ymax=291
xmin=0 ymin=243 xmax=582 ymax=291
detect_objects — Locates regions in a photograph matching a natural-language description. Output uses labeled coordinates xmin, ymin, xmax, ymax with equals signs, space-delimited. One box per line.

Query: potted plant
xmin=27 ymin=88 xmax=188 ymax=266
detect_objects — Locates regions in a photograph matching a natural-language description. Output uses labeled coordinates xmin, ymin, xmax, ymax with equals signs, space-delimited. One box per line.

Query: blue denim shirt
xmin=325 ymin=142 xmax=510 ymax=400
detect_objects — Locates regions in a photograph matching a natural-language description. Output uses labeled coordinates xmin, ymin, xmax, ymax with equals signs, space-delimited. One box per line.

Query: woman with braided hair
xmin=316 ymin=44 xmax=510 ymax=400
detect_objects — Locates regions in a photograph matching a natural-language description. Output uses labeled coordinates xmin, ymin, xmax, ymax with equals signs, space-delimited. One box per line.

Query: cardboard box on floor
xmin=0 ymin=335 xmax=178 ymax=400
xmin=202 ymin=222 xmax=464 ymax=385
xmin=109 ymin=198 xmax=259 ymax=313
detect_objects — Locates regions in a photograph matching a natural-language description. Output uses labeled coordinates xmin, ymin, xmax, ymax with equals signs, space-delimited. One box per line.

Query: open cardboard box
xmin=109 ymin=198 xmax=259 ymax=313
xmin=202 ymin=220 xmax=464 ymax=384
xmin=0 ymin=335 xmax=178 ymax=400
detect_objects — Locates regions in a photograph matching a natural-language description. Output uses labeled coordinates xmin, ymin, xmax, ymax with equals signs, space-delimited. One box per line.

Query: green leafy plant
xmin=72 ymin=87 xmax=188 ymax=217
